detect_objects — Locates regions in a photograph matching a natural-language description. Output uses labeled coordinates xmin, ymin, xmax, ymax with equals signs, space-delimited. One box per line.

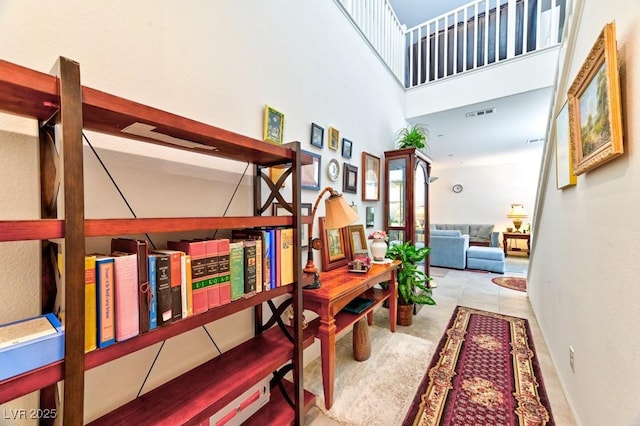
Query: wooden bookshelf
xmin=0 ymin=57 xmax=310 ymax=424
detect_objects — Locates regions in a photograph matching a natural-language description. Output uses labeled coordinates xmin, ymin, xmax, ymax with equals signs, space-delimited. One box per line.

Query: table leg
xmin=366 ymin=311 xmax=374 ymax=326
xmin=503 ymin=234 xmax=508 ymax=256
xmin=318 ymin=315 xmax=336 ymax=409
xmin=389 ymin=269 xmax=397 ymax=333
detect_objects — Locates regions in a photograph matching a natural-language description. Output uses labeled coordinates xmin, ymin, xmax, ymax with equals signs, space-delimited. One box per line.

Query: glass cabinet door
xmin=387 ymin=157 xmax=406 ymax=244
xmin=414 ymin=163 xmax=427 ymax=248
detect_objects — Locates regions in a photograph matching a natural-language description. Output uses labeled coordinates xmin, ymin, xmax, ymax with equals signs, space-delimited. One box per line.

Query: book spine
xmin=262 ymin=230 xmax=272 ymax=291
xmin=280 ymin=228 xmax=294 ymax=286
xmin=243 ymin=240 xmax=257 ymax=296
xmin=167 ymin=240 xmax=208 ymax=314
xmin=267 ymin=229 xmax=276 ymax=290
xmin=180 ymin=252 xmax=188 ymax=318
xmin=113 ymin=253 xmax=140 ymax=341
xmin=254 ymin=239 xmax=263 ymax=293
xmin=205 ymin=240 xmax=220 ymax=308
xmin=110 ymin=238 xmax=150 ymax=334
xmin=84 ymin=255 xmax=97 ymax=353
xmin=155 ymin=254 xmax=172 ymax=326
xmin=96 ymin=257 xmax=116 ymax=348
xmin=229 ymin=241 xmax=244 ymax=301
xmin=185 ymin=255 xmax=193 ymax=316
xmin=148 ymin=254 xmax=158 ymax=330
xmin=274 ymin=229 xmax=282 ymax=288
xmin=217 ymin=239 xmax=231 ymax=305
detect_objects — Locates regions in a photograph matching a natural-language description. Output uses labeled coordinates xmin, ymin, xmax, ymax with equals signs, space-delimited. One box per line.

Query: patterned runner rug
xmin=404 ymin=306 xmax=554 ymax=425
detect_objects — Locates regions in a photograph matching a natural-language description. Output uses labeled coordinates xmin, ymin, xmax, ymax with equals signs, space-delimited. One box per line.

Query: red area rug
xmin=403 ymin=306 xmax=554 ymax=425
xmin=492 ymin=276 xmax=527 ymax=292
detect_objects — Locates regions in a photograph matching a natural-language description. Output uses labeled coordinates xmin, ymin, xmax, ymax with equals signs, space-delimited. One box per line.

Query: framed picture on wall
xmin=273 ymin=202 xmax=312 ymax=247
xmin=341 ymin=138 xmax=352 ymax=159
xmin=567 ymin=22 xmax=623 ymax=175
xmin=343 ymin=163 xmax=358 ymax=194
xmin=365 ymin=206 xmax=374 ymax=228
xmin=263 ymin=105 xmax=284 ymax=144
xmin=328 ymin=127 xmax=339 ymax=151
xmin=555 ymin=101 xmax=576 ymax=189
xmin=311 ymin=123 xmax=324 ymax=148
xmin=301 ymin=150 xmax=321 ymax=190
xmin=362 ymin=152 xmax=380 ymax=201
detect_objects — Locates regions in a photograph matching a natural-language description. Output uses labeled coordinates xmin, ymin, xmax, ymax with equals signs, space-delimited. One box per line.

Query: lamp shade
xmin=324 ymin=192 xmax=359 ymax=229
xmin=507 ymin=203 xmax=528 ymax=219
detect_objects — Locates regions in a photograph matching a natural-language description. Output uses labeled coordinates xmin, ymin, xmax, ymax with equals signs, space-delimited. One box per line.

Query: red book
xmin=168 ymin=240 xmax=208 ymax=315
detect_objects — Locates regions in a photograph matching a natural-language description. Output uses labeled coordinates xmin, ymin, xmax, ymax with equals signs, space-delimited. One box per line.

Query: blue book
xmin=95 ymin=255 xmax=116 ymax=348
xmin=265 ymin=229 xmax=276 ymax=291
xmin=148 ymin=254 xmax=158 ymax=330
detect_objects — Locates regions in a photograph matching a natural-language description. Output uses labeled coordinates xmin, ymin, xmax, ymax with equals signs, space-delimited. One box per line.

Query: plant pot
xmin=397 ymin=303 xmax=414 ymax=326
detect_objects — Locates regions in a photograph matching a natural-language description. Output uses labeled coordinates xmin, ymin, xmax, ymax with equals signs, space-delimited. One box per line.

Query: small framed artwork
xmin=328 ymin=127 xmax=339 ymax=151
xmin=365 ymin=206 xmax=375 ymax=228
xmin=311 ymin=123 xmax=324 ymax=148
xmin=347 ymin=224 xmax=368 ymax=256
xmin=269 ymin=165 xmax=289 ymax=188
xmin=263 ymin=105 xmax=284 ymax=144
xmin=301 ymin=150 xmax=321 ymax=190
xmin=343 ymin=163 xmax=358 ymax=194
xmin=362 ymin=152 xmax=380 ymax=201
xmin=555 ymin=102 xmax=576 ymax=189
xmin=273 ymin=202 xmax=312 ymax=247
xmin=568 ymin=22 xmax=623 ymax=175
xmin=319 ymin=217 xmax=350 ymax=271
xmin=341 ymin=138 xmax=353 ymax=159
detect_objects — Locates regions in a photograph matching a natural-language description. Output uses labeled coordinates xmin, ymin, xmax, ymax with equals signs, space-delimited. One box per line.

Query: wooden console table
xmin=503 ymin=232 xmax=531 ymax=256
xmin=302 ymin=260 xmax=400 ymax=409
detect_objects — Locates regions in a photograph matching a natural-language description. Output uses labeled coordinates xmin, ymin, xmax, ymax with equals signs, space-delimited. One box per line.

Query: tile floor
xmin=304 ymin=256 xmax=576 ymax=425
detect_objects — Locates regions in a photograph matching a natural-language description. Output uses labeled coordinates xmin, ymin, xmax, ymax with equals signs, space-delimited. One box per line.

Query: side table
xmin=502 ymin=232 xmax=530 ymax=256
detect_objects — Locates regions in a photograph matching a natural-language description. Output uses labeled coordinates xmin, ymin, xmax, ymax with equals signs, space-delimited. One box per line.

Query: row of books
xmin=84 ymin=228 xmax=295 ymax=352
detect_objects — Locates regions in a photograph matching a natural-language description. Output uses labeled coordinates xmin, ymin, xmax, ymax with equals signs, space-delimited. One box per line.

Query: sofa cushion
xmin=469 ymin=224 xmax=495 ymax=240
xmin=431 ymin=229 xmax=462 ymax=237
xmin=467 ymin=246 xmax=505 ymax=261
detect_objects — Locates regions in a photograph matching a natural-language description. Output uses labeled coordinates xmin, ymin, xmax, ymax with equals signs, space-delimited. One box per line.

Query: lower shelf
xmin=88 ymin=324 xmax=315 ymax=425
xmin=243 ymin=379 xmax=316 ymax=426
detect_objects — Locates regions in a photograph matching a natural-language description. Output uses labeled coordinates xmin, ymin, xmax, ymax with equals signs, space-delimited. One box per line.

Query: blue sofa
xmin=429 ymin=229 xmax=469 ymax=269
xmin=431 ymin=224 xmax=499 ymax=247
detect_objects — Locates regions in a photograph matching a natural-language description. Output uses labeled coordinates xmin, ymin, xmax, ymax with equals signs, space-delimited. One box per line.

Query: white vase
xmin=370 ymin=239 xmax=388 ymax=262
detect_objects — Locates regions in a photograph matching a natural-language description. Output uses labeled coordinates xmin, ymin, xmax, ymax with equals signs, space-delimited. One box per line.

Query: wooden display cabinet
xmin=383 ymin=147 xmax=433 ymax=279
xmin=0 ymin=57 xmax=312 ymax=425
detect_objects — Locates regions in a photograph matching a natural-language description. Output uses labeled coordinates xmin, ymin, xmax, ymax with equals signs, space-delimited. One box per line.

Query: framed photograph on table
xmin=319 ymin=217 xmax=350 ymax=271
xmin=343 ymin=163 xmax=358 ymax=194
xmin=311 ymin=123 xmax=324 ymax=149
xmin=273 ymin=202 xmax=312 ymax=247
xmin=341 ymin=138 xmax=352 ymax=159
xmin=568 ymin=22 xmax=623 ymax=175
xmin=347 ymin=224 xmax=368 ymax=257
xmin=362 ymin=152 xmax=380 ymax=201
xmin=301 ymin=150 xmax=321 ymax=190
xmin=328 ymin=127 xmax=339 ymax=151
xmin=263 ymin=105 xmax=284 ymax=144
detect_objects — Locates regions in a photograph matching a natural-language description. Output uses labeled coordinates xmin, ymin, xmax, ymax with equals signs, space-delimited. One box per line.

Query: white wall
xmin=0 ymin=0 xmax=406 ymax=422
xmin=531 ymin=0 xmax=640 ymax=424
xmin=430 ymin=151 xmax=542 ymax=241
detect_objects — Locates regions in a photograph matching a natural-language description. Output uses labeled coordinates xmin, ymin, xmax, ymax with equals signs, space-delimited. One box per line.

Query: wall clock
xmin=452 ymin=184 xmax=463 ymax=193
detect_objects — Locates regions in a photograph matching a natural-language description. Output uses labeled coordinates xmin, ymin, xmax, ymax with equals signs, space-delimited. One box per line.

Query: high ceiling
xmin=388 ymin=0 xmax=552 ymax=169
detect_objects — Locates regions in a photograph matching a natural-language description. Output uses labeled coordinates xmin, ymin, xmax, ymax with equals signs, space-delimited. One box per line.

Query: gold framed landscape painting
xmin=567 ymin=21 xmax=623 ymax=175
xmin=263 ymin=105 xmax=284 ymax=144
xmin=555 ymin=101 xmax=576 ymax=189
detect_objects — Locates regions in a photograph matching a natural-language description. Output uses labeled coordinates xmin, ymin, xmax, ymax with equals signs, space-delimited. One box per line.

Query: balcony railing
xmin=335 ymin=0 xmax=566 ymax=88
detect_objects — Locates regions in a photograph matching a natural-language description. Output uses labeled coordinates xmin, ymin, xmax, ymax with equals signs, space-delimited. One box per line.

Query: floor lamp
xmin=303 ymin=186 xmax=358 ymax=289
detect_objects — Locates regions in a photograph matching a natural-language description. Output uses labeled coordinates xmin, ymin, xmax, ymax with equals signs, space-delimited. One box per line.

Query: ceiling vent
xmin=465 ymin=107 xmax=496 ymax=118
xmin=526 ymin=137 xmax=545 ymax=144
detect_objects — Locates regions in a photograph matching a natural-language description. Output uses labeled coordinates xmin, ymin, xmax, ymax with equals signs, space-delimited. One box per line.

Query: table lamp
xmin=303 ymin=186 xmax=359 ymax=289
xmin=507 ymin=204 xmax=528 ymax=232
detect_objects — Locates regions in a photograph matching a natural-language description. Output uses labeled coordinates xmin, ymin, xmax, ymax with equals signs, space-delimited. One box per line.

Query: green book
xmin=229 ymin=241 xmax=245 ymax=301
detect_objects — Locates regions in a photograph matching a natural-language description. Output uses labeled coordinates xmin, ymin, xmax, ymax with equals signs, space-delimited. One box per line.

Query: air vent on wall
xmin=465 ymin=107 xmax=496 ymax=118
xmin=526 ymin=138 xmax=545 ymax=144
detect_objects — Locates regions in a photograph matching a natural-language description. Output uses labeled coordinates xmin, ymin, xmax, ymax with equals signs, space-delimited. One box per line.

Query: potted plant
xmin=394 ymin=123 xmax=429 ymax=151
xmin=386 ymin=241 xmax=435 ymax=326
